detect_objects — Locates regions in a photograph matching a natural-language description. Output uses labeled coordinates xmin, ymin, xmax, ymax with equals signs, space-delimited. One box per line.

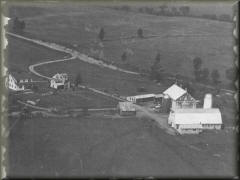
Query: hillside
xmin=5 ymin=3 xmax=235 ymax=88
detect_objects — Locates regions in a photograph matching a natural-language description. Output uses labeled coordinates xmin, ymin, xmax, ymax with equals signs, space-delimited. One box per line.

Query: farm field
xmin=11 ymin=89 xmax=119 ymax=110
xmin=7 ymin=114 xmax=236 ymax=177
xmin=35 ymin=58 xmax=166 ymax=96
xmin=6 ymin=3 xmax=235 ymax=87
xmin=6 ymin=35 xmax=67 ymax=80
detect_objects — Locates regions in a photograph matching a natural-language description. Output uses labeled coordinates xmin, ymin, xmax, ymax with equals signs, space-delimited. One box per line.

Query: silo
xmin=203 ymin=94 xmax=212 ymax=108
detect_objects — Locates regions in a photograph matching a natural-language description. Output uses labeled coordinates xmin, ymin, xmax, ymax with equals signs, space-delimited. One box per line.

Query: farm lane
xmin=7 ymin=32 xmax=139 ymax=76
xmin=29 ymin=55 xmax=77 ymax=80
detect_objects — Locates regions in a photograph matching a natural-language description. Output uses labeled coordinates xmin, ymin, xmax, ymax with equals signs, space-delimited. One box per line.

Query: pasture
xmin=6 ymin=3 xmax=235 ymax=87
xmin=35 ymin=58 xmax=166 ymax=96
xmin=7 ymin=114 xmax=236 ymax=177
xmin=6 ymin=35 xmax=67 ymax=80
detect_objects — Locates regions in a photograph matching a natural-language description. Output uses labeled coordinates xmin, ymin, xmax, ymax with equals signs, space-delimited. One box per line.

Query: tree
xmin=179 ymin=6 xmax=190 ymax=16
xmin=75 ymin=73 xmax=82 ymax=86
xmin=225 ymin=67 xmax=237 ymax=81
xmin=193 ymin=57 xmax=202 ymax=71
xmin=211 ymin=69 xmax=221 ymax=85
xmin=171 ymin=7 xmax=178 ymax=16
xmin=193 ymin=57 xmax=203 ymax=80
xmin=150 ymin=61 xmax=165 ymax=81
xmin=137 ymin=28 xmax=143 ymax=38
xmin=183 ymin=81 xmax=195 ymax=96
xmin=121 ymin=52 xmax=127 ymax=62
xmin=98 ymin=27 xmax=105 ymax=41
xmin=159 ymin=5 xmax=168 ymax=15
xmin=201 ymin=68 xmax=210 ymax=82
xmin=155 ymin=53 xmax=161 ymax=63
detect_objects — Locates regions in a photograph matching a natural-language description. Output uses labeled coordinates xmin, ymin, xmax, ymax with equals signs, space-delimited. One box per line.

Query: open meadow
xmin=8 ymin=114 xmax=236 ymax=177
xmin=6 ymin=2 xmax=235 ymax=88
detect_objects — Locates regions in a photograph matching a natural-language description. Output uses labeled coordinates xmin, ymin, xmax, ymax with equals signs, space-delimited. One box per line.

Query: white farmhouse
xmin=50 ymin=73 xmax=70 ymax=89
xmin=168 ymin=108 xmax=222 ymax=134
xmin=5 ymin=74 xmax=25 ymax=91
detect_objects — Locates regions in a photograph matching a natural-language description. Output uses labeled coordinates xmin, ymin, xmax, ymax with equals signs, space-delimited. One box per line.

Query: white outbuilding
xmin=126 ymin=94 xmax=156 ymax=104
xmin=117 ymin=101 xmax=136 ymax=116
xmin=168 ymin=108 xmax=223 ymax=134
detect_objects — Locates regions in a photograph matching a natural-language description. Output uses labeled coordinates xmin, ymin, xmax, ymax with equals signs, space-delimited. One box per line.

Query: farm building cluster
xmin=122 ymin=83 xmax=223 ymax=135
xmin=6 ymin=70 xmax=223 ymax=135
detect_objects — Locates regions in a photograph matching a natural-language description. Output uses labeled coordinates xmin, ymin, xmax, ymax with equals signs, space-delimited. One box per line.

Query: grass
xmin=35 ymin=58 xmax=166 ymax=96
xmin=6 ymin=36 xmax=67 ymax=80
xmin=8 ymin=114 xmax=237 ymax=177
xmin=6 ymin=4 xmax=234 ymax=88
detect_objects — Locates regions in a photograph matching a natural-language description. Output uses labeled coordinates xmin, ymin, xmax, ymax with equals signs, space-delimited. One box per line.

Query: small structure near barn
xmin=168 ymin=108 xmax=222 ymax=134
xmin=50 ymin=73 xmax=70 ymax=89
xmin=117 ymin=102 xmax=136 ymax=116
xmin=126 ymin=94 xmax=155 ymax=104
xmin=5 ymin=73 xmax=25 ymax=91
xmin=163 ymin=84 xmax=198 ymax=110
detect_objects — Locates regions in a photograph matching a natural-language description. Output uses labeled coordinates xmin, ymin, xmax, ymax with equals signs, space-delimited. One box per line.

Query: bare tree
xmin=137 ymin=28 xmax=144 ymax=38
xmin=98 ymin=27 xmax=105 ymax=41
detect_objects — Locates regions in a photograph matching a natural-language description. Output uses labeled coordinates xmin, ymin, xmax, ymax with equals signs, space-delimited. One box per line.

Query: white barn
xmin=163 ymin=84 xmax=198 ymax=110
xmin=168 ymin=108 xmax=222 ymax=134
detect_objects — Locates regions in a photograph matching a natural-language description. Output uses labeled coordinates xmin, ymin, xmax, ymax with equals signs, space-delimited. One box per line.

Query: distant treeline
xmin=112 ymin=5 xmax=232 ymax=23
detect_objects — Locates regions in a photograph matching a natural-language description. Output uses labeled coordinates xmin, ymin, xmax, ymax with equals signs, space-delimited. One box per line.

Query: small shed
xmin=117 ymin=102 xmax=136 ymax=116
xmin=168 ymin=108 xmax=222 ymax=134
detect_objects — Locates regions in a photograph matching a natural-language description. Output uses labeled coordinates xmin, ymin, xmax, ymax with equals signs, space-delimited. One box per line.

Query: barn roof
xmin=171 ymin=108 xmax=222 ymax=125
xmin=163 ymin=84 xmax=186 ymax=100
xmin=129 ymin=94 xmax=156 ymax=99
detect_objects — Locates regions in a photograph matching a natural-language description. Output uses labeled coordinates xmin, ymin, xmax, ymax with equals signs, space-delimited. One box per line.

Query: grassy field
xmin=7 ymin=114 xmax=237 ymax=177
xmin=5 ymin=3 xmax=235 ymax=87
xmin=35 ymin=58 xmax=166 ymax=96
xmin=6 ymin=35 xmax=67 ymax=80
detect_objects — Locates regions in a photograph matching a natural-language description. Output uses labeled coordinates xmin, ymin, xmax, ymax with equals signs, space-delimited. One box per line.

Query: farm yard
xmin=4 ymin=1 xmax=238 ymax=178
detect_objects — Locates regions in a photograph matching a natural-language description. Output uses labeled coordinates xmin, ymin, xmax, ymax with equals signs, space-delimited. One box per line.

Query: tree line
xmin=112 ymin=5 xmax=232 ymax=22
